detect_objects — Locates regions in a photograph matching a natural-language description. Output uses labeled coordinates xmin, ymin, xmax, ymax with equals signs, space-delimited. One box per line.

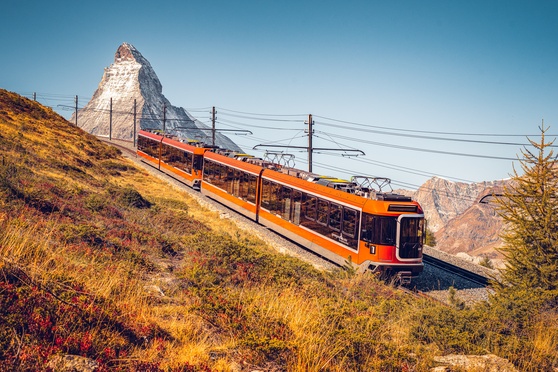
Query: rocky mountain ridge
xmin=400 ymin=176 xmax=510 ymax=259
xmin=74 ymin=43 xmax=241 ymax=151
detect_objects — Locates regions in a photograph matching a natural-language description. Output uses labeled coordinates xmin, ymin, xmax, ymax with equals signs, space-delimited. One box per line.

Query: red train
xmin=137 ymin=130 xmax=424 ymax=282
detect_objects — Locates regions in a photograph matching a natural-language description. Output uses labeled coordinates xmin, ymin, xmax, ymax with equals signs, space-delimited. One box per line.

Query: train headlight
xmin=369 ymin=245 xmax=376 ymax=255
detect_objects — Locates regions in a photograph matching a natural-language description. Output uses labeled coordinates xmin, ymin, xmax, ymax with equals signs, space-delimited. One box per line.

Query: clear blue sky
xmin=2 ymin=0 xmax=558 ymax=189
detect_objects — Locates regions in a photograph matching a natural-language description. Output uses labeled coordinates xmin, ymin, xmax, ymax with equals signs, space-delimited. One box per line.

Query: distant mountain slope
xmin=434 ymin=193 xmax=503 ymax=258
xmin=74 ymin=43 xmax=241 ymax=150
xmin=399 ymin=177 xmax=509 ymax=258
xmin=411 ymin=177 xmax=507 ymax=233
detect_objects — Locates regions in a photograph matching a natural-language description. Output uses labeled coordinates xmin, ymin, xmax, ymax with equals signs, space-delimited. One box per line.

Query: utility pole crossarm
xmin=253 ymin=113 xmax=365 ymax=172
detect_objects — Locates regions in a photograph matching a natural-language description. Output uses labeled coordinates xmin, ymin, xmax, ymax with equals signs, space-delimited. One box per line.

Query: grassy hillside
xmin=0 ymin=89 xmax=556 ymax=371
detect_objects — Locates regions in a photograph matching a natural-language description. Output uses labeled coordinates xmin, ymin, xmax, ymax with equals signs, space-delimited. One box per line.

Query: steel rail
xmin=423 ymin=254 xmax=490 ymax=287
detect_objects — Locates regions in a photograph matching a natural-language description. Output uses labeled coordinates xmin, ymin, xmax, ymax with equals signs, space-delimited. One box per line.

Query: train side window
xmin=137 ymin=136 xmax=146 ymax=152
xmin=261 ymin=180 xmax=271 ymax=210
xmin=361 ymin=213 xmax=375 ymax=243
xmin=223 ymin=165 xmax=232 ymax=193
xmin=329 ymin=203 xmax=341 ymax=231
xmin=270 ymin=182 xmax=282 ymax=215
xmin=210 ymin=162 xmax=218 ymax=186
xmin=202 ymin=159 xmax=208 ymax=180
xmin=246 ymin=174 xmax=257 ymax=204
xmin=316 ymin=199 xmax=329 ymax=226
xmin=182 ymin=151 xmax=193 ymax=173
xmin=240 ymin=171 xmax=251 ymax=200
xmin=218 ymin=164 xmax=227 ymax=189
xmin=342 ymin=208 xmax=357 ymax=238
xmin=232 ymin=168 xmax=241 ymax=196
xmin=281 ymin=186 xmax=292 ymax=220
xmin=203 ymin=160 xmax=213 ymax=183
xmin=302 ymin=194 xmax=317 ymax=221
xmin=292 ymin=190 xmax=302 ymax=225
xmin=160 ymin=143 xmax=170 ymax=163
xmin=213 ymin=162 xmax=220 ymax=184
xmin=238 ymin=171 xmax=246 ymax=199
xmin=208 ymin=161 xmax=214 ymax=182
xmin=140 ymin=137 xmax=160 ymax=159
xmin=170 ymin=146 xmax=181 ymax=165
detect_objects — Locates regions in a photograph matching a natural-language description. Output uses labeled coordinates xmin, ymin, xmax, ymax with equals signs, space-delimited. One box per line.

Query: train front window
xmin=361 ymin=213 xmax=397 ymax=245
xmin=398 ymin=216 xmax=424 ymax=259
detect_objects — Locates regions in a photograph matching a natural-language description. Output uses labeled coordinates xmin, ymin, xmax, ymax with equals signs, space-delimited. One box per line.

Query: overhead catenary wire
xmin=317 ymin=130 xmax=518 ymax=161
xmin=216 ymin=118 xmax=301 ymax=131
xmin=311 ymin=134 xmax=480 ymax=184
xmin=217 ymin=112 xmax=305 ymax=122
xmin=311 ymin=159 xmax=482 ymax=204
xmin=219 ymin=118 xmax=511 ymax=183
xmin=217 ymin=106 xmax=307 ymax=117
xmin=231 ymin=131 xmax=473 ymax=192
xmin=313 ymin=114 xmax=557 ymax=138
xmin=314 ymin=121 xmax=556 ymax=147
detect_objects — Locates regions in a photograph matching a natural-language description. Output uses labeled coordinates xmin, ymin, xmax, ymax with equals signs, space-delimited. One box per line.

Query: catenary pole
xmin=133 ymin=99 xmax=137 ymax=147
xmin=74 ymin=95 xmax=78 ymax=127
xmin=308 ymin=114 xmax=313 ymax=173
xmin=212 ymin=106 xmax=216 ymax=147
xmin=109 ymin=98 xmax=113 ymax=140
xmin=163 ymin=103 xmax=166 ymax=134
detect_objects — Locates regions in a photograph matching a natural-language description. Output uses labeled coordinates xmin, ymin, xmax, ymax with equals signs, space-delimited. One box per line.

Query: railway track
xmin=422 ymin=254 xmax=490 ymax=287
xmin=409 ymin=252 xmax=493 ymax=305
xmin=97 ymin=137 xmax=137 ymax=156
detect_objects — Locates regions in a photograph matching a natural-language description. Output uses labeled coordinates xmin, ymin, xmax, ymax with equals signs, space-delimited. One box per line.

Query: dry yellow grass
xmin=2 ymin=90 xmax=558 ymax=371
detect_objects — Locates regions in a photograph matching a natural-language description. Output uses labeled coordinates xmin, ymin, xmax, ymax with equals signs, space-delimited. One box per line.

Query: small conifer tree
xmin=495 ymin=125 xmax=558 ymax=303
xmin=425 ymin=226 xmax=437 ymax=247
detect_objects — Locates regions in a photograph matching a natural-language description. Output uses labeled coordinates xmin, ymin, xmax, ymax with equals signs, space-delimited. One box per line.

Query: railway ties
xmin=407 ymin=251 xmax=495 ymax=306
xmin=422 ymin=254 xmax=490 ymax=287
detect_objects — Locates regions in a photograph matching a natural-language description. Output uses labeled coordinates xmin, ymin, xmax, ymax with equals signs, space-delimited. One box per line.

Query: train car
xmin=201 ymin=151 xmax=424 ymax=282
xmin=137 ymin=130 xmax=207 ymax=190
xmin=256 ymin=168 xmax=424 ymax=280
xmin=200 ymin=150 xmax=263 ymax=220
xmin=137 ymin=129 xmax=424 ymax=281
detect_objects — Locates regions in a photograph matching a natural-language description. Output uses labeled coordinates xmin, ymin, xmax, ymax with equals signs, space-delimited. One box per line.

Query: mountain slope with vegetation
xmin=0 ymin=89 xmax=556 ymax=371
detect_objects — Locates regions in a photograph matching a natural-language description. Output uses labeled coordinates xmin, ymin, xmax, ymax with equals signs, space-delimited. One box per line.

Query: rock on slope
xmin=74 ymin=43 xmax=241 ymax=151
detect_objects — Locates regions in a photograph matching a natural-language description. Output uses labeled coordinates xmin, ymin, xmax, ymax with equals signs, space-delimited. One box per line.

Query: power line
xmin=183 ymin=107 xmax=213 ymax=112
xmin=311 ymin=159 xmax=483 ymax=204
xmin=313 ymin=114 xmax=557 ymax=137
xmin=217 ymin=111 xmax=304 ymax=122
xmin=318 ymin=130 xmax=517 ymax=161
xmin=216 ymin=118 xmax=301 ymax=131
xmin=228 ymin=121 xmax=509 ymax=182
xmin=217 ymin=106 xmax=307 ymax=117
xmin=314 ymin=121 xmax=553 ymax=147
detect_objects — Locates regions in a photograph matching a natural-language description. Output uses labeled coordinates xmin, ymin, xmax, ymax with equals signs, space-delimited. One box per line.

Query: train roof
xmin=139 ymin=129 xmax=210 ymax=154
xmin=139 ymin=129 xmax=421 ymax=213
xmin=138 ymin=130 xmax=164 ymax=141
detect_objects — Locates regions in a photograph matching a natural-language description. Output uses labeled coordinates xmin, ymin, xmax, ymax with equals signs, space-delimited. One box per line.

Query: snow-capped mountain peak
xmin=74 ymin=43 xmax=241 ymax=151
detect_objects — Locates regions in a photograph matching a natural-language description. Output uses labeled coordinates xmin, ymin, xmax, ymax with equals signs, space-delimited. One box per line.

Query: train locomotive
xmin=137 ymin=130 xmax=425 ymax=282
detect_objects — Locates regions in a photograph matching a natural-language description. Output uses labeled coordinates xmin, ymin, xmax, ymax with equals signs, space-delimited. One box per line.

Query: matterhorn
xmin=74 ymin=43 xmax=241 ymax=150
